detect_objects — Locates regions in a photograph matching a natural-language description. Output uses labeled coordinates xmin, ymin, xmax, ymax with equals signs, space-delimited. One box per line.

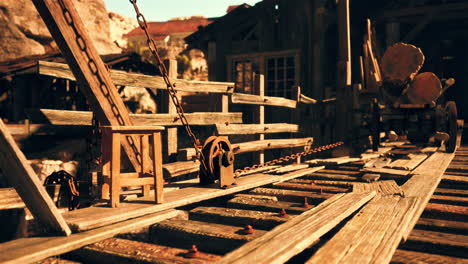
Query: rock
xmin=108 ymin=11 xmax=137 ymax=49
xmin=0 ymin=0 xmax=120 ymax=63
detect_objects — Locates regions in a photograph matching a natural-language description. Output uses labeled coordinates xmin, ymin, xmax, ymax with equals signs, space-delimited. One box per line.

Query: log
xmin=37 ymin=60 xmax=235 ymax=94
xmin=407 ymin=72 xmax=442 ymax=104
xmin=216 ymin=123 xmax=299 ymax=135
xmin=0 ymin=210 xmax=181 ymax=264
xmin=0 ymin=120 xmax=71 ymax=235
xmin=27 ymin=109 xmax=243 ymax=126
xmin=219 ymin=191 xmax=376 ymax=264
xmin=231 ymin=93 xmax=297 ymax=108
xmin=163 ymin=160 xmax=199 ymax=178
xmin=381 ymin=42 xmax=424 ymax=84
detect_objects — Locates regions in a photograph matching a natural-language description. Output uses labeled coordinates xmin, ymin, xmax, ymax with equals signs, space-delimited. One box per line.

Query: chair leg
xmin=152 ymin=132 xmax=164 ymax=203
xmin=110 ymin=133 xmax=121 ymax=208
xmin=100 ymin=129 xmax=111 ymax=200
xmin=141 ymin=135 xmax=150 ymax=197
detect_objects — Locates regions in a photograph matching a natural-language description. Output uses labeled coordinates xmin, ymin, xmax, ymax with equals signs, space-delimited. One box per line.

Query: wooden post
xmin=291 ymin=86 xmax=302 ymax=164
xmin=161 ymin=59 xmax=178 ymax=162
xmin=152 ymin=132 xmax=164 ymax=203
xmin=110 ymin=132 xmax=121 ymax=208
xmin=0 ymin=119 xmax=72 ymax=236
xmin=32 ymin=0 xmax=141 ymax=170
xmin=335 ymin=0 xmax=352 ymax=141
xmin=254 ymin=74 xmax=265 ymax=164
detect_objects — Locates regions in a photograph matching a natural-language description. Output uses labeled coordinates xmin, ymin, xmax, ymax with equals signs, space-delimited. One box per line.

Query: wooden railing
xmin=16 ymin=59 xmax=329 ymax=179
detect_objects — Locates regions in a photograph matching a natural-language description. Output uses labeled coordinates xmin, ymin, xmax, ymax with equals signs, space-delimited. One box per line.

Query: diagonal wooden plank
xmin=218 ymin=191 xmax=376 ymax=264
xmin=306 ymin=196 xmax=418 ymax=264
xmin=32 ymin=0 xmax=141 ymax=169
xmin=0 ymin=120 xmax=71 ymax=235
xmin=0 ymin=209 xmax=180 ymax=264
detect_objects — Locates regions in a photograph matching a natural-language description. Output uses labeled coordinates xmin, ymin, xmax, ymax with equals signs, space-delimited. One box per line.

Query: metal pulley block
xmin=199 ymin=136 xmax=235 ymax=188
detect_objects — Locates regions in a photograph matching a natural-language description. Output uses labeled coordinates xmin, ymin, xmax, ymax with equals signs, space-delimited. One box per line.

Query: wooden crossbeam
xmin=32 ymin=0 xmax=141 ymax=169
xmin=231 ymin=93 xmax=297 ymax=108
xmin=27 ymin=109 xmax=243 ymax=126
xmin=0 ymin=120 xmax=71 ymax=235
xmin=35 ymin=60 xmax=235 ymax=94
xmin=216 ymin=123 xmax=300 ymax=135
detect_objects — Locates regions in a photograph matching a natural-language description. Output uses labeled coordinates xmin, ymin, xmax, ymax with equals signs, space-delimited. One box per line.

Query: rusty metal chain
xmin=234 ymin=141 xmax=345 ymax=177
xmin=129 ymin=0 xmax=208 ymax=171
xmin=57 ymin=0 xmax=141 ymax=163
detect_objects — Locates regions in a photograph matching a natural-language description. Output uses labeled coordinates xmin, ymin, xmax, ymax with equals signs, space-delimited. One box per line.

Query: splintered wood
xmin=218 ymin=192 xmax=376 ymax=264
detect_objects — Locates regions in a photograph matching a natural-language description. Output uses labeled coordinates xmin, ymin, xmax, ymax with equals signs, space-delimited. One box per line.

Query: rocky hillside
xmin=0 ymin=0 xmax=133 ymax=62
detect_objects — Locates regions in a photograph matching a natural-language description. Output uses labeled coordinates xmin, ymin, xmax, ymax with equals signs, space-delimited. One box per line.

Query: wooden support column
xmin=254 ymin=74 xmax=265 ymax=164
xmin=0 ymin=119 xmax=72 ymax=236
xmin=161 ymin=59 xmax=178 ymax=162
xmin=32 ymin=0 xmax=141 ymax=170
xmin=335 ymin=0 xmax=352 ymax=142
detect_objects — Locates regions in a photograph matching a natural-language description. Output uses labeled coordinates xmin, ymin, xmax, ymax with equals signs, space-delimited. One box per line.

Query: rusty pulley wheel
xmin=445 ymin=101 xmax=458 ymax=153
xmin=199 ymin=136 xmax=235 ymax=186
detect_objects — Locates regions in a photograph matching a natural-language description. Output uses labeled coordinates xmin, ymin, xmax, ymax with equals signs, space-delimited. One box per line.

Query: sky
xmin=104 ymin=0 xmax=262 ymax=21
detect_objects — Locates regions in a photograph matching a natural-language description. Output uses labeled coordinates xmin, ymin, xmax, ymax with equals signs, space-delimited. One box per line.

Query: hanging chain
xmin=234 ymin=141 xmax=345 ymax=177
xmin=129 ymin=0 xmax=208 ymax=171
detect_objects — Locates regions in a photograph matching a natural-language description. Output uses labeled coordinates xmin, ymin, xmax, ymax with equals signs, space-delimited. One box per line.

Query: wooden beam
xmin=231 ymin=93 xmax=297 ymax=108
xmin=0 ymin=188 xmax=25 ymax=210
xmin=379 ymin=2 xmax=468 ymax=19
xmin=0 ymin=210 xmax=181 ymax=264
xmin=36 ymin=60 xmax=235 ymax=94
xmin=218 ymin=191 xmax=376 ymax=264
xmin=32 ymin=0 xmax=141 ymax=169
xmin=27 ymin=109 xmax=243 ymax=126
xmin=0 ymin=120 xmax=71 ymax=235
xmin=216 ymin=123 xmax=300 ymax=135
xmin=62 ymin=167 xmax=326 ymax=232
xmin=254 ymin=74 xmax=265 ymax=164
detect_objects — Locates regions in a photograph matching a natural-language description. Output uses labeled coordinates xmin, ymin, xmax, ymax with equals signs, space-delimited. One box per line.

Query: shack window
xmin=233 ymin=61 xmax=254 ymax=94
xmin=266 ymin=56 xmax=295 ymax=98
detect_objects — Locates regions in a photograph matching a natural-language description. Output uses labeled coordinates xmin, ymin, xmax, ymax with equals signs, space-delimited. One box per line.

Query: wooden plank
xmin=231 ymin=93 xmax=297 ymax=108
xmin=423 ymin=203 xmax=468 ymax=221
xmin=361 ymin=167 xmax=411 ymax=176
xmin=227 ymin=195 xmax=310 ymax=214
xmin=72 ymin=237 xmax=220 ymax=264
xmin=163 ymin=160 xmax=200 ymax=178
xmin=36 ymin=258 xmax=81 ymax=264
xmin=216 ymin=123 xmax=299 ymax=135
xmin=189 ymin=207 xmax=289 ymax=230
xmin=416 ymin=217 xmax=468 ymax=234
xmin=37 ymin=60 xmax=235 ymax=94
xmin=271 ymin=182 xmax=349 ymax=194
xmin=401 ymin=229 xmax=468 ymax=258
xmin=0 ymin=210 xmax=181 ymax=264
xmin=28 ymin=109 xmax=243 ymax=126
xmin=442 ymin=174 xmax=468 ymax=186
xmin=391 ymin=249 xmax=468 ymax=264
xmin=163 ymin=59 xmax=178 ymax=162
xmin=232 ymin=138 xmax=313 ymax=154
xmin=306 ymin=156 xmax=361 ymax=165
xmin=254 ymin=74 xmax=265 ymax=164
xmin=430 ymin=194 xmax=468 ymax=206
xmin=219 ymin=191 xmax=376 ymax=264
xmin=306 ymin=196 xmax=419 ymax=264
xmin=0 ymin=188 xmax=25 ymax=210
xmin=32 ymin=0 xmax=140 ymax=170
xmin=0 ymin=120 xmax=71 ymax=235
xmin=353 ymin=180 xmax=404 ymax=196
xmin=63 ymin=167 xmax=325 ymax=231
xmin=150 ymin=220 xmax=266 ymax=254
xmin=385 ymin=153 xmax=428 ymax=170
xmin=249 ymin=188 xmax=332 ymax=203
xmin=402 ymin=151 xmax=456 ymax=239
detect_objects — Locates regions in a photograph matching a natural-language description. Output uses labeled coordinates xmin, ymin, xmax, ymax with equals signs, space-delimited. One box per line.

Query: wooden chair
xmin=100 ymin=126 xmax=165 ymax=208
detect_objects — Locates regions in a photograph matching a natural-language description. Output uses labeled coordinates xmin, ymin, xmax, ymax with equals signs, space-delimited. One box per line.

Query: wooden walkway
xmin=1 ymin=141 xmax=467 ymax=264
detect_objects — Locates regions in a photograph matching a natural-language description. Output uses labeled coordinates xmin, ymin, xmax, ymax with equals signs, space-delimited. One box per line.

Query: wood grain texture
xmin=219 ymin=191 xmax=376 ymax=264
xmin=63 ymin=168 xmax=324 ymax=231
xmin=231 ymin=93 xmax=297 ymax=108
xmin=0 ymin=188 xmax=25 ymax=210
xmin=0 ymin=210 xmax=181 ymax=264
xmin=28 ymin=109 xmax=243 ymax=126
xmin=391 ymin=249 xmax=468 ymax=264
xmin=37 ymin=60 xmax=235 ymax=94
xmin=216 ymin=123 xmax=299 ymax=135
xmin=306 ymin=196 xmax=418 ymax=264
xmin=0 ymin=120 xmax=71 ymax=235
